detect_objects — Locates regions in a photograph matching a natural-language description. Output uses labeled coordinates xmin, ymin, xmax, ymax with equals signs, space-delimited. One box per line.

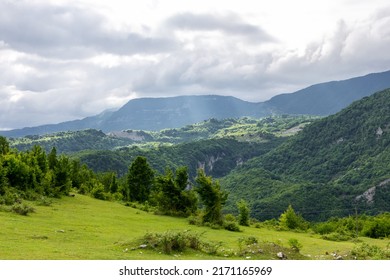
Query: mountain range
xmin=222 ymin=88 xmax=390 ymax=220
xmin=2 ymin=70 xmax=390 ymax=138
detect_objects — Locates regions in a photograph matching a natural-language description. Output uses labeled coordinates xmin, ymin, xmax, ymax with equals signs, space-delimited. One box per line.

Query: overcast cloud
xmin=1 ymin=0 xmax=390 ymax=129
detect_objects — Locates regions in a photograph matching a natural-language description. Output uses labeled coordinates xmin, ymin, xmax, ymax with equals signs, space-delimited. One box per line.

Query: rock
xmin=277 ymin=252 xmax=287 ymax=260
xmin=139 ymin=244 xmax=148 ymax=249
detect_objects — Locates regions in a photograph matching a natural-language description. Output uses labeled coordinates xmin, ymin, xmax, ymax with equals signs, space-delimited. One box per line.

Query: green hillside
xmin=9 ymin=129 xmax=135 ymax=153
xmin=72 ymin=116 xmax=316 ymax=178
xmin=222 ymin=89 xmax=390 ymax=221
xmin=10 ymin=116 xmax=315 ymax=154
xmin=1 ymin=194 xmax=388 ymax=260
xmin=8 ymin=116 xmax=315 ymax=179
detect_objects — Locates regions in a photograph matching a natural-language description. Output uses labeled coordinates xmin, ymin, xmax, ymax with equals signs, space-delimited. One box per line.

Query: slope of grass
xmin=0 ymin=195 xmax=388 ymax=260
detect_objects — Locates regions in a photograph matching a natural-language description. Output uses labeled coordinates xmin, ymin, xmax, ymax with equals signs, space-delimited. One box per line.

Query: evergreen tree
xmin=195 ymin=169 xmax=228 ymax=225
xmin=126 ymin=156 xmax=154 ymax=202
xmin=31 ymin=145 xmax=48 ymax=174
xmin=279 ymin=205 xmax=308 ymax=230
xmin=53 ymin=155 xmax=71 ymax=195
xmin=48 ymin=147 xmax=58 ymax=170
xmin=154 ymin=166 xmax=197 ymax=216
xmin=109 ymin=173 xmax=119 ymax=193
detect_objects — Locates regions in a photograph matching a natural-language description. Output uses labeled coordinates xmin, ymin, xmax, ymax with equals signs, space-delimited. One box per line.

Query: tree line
xmin=1 ymin=136 xmax=245 ymax=228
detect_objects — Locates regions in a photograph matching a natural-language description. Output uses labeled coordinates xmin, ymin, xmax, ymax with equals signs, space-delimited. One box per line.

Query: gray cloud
xmin=0 ymin=1 xmax=176 ymax=58
xmin=165 ymin=12 xmax=275 ymax=43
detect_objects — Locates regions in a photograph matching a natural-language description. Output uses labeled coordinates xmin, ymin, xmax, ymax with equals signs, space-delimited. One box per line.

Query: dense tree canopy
xmin=195 ymin=169 xmax=228 ymax=225
xmin=125 ymin=156 xmax=154 ymax=203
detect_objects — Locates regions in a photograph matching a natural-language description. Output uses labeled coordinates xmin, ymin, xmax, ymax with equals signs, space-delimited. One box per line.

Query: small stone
xmin=277 ymin=252 xmax=287 ymax=260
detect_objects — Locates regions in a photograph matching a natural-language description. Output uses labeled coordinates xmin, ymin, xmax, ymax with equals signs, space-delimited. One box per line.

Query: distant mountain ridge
xmin=266 ymin=70 xmax=390 ymax=115
xmin=1 ymin=70 xmax=390 ymax=137
xmin=1 ymin=95 xmax=272 ymax=137
xmin=100 ymin=95 xmax=270 ymax=131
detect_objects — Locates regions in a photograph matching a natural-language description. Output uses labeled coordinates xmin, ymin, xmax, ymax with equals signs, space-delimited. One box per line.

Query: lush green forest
xmin=222 ymin=89 xmax=390 ymax=221
xmin=9 ymin=116 xmax=314 ymax=179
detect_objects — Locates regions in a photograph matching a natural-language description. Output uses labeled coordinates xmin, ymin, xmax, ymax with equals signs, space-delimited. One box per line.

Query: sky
xmin=1 ymin=0 xmax=390 ymax=130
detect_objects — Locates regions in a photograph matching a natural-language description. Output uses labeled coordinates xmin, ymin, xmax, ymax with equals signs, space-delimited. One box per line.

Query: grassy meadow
xmin=0 ymin=194 xmax=389 ymax=260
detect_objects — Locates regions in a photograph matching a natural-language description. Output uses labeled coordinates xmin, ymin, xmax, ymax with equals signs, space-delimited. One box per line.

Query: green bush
xmin=351 ymin=243 xmax=390 ymax=260
xmin=91 ymin=184 xmax=110 ymax=200
xmin=0 ymin=189 xmax=20 ymax=206
xmin=288 ymin=238 xmax=303 ymax=252
xmin=224 ymin=213 xmax=237 ymax=222
xmin=238 ymin=236 xmax=258 ymax=246
xmin=35 ymin=196 xmax=53 ymax=206
xmin=140 ymin=230 xmax=204 ymax=254
xmin=362 ymin=218 xmax=390 ymax=239
xmin=11 ymin=203 xmax=35 ymax=216
xmin=237 ymin=199 xmax=250 ymax=226
xmin=279 ymin=205 xmax=308 ymax=231
xmin=223 ymin=221 xmax=241 ymax=232
xmin=322 ymin=232 xmax=353 ymax=242
xmin=188 ymin=214 xmax=203 ymax=226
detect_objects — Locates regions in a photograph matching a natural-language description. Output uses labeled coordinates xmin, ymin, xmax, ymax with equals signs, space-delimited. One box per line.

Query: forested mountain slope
xmin=66 ymin=116 xmax=313 ymax=178
xmin=10 ymin=116 xmax=314 ymax=154
xmin=222 ymin=88 xmax=390 ymax=221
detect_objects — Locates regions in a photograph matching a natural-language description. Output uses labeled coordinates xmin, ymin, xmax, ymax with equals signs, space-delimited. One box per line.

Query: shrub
xmin=224 ymin=213 xmax=237 ymax=222
xmin=1 ymin=189 xmax=20 ymax=205
xmin=279 ymin=205 xmax=308 ymax=231
xmin=288 ymin=238 xmax=303 ymax=252
xmin=35 ymin=196 xmax=53 ymax=206
xmin=351 ymin=243 xmax=390 ymax=260
xmin=362 ymin=219 xmax=390 ymax=239
xmin=91 ymin=184 xmax=110 ymax=200
xmin=141 ymin=230 xmax=204 ymax=254
xmin=201 ymin=241 xmax=222 ymax=255
xmin=11 ymin=202 xmax=35 ymax=216
xmin=322 ymin=231 xmax=353 ymax=242
xmin=238 ymin=236 xmax=258 ymax=246
xmin=237 ymin=199 xmax=250 ymax=226
xmin=188 ymin=213 xmax=203 ymax=226
xmin=223 ymin=221 xmax=241 ymax=232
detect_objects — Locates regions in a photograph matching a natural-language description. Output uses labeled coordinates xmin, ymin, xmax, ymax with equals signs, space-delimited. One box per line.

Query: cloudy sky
xmin=1 ymin=0 xmax=390 ymax=129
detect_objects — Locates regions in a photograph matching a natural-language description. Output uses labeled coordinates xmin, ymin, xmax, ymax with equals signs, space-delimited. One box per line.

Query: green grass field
xmin=0 ymin=195 xmax=388 ymax=260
